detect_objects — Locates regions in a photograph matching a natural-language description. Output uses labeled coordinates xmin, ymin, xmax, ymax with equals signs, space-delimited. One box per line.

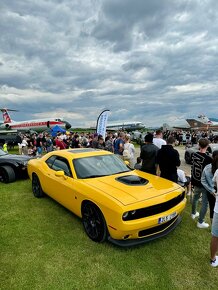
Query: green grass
xmin=1 ymin=180 xmax=218 ymax=290
xmin=5 ymin=146 xmax=20 ymax=155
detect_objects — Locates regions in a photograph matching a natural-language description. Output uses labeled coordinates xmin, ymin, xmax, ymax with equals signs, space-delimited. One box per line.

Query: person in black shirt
xmin=140 ymin=133 xmax=159 ymax=175
xmin=36 ymin=133 xmax=45 ymax=156
xmin=191 ymin=138 xmax=212 ymax=229
xmin=70 ymin=134 xmax=80 ymax=148
xmin=156 ymin=136 xmax=180 ymax=182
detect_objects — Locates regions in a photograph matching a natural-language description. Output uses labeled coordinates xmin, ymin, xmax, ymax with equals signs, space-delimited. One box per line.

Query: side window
xmin=52 ymin=156 xmax=72 ymax=177
xmin=45 ymin=155 xmax=56 ymax=168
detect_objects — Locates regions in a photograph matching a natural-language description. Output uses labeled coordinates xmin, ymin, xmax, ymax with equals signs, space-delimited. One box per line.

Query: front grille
xmin=123 ymin=191 xmax=185 ymax=221
xmin=138 ymin=215 xmax=178 ymax=237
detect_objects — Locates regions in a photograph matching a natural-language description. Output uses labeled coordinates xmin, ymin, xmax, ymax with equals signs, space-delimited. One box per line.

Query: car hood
xmin=83 ymin=171 xmax=181 ymax=206
xmin=0 ymin=154 xmax=31 ymax=162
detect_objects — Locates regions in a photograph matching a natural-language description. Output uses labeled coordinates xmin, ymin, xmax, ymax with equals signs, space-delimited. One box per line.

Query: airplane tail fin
xmin=0 ymin=108 xmax=17 ymax=123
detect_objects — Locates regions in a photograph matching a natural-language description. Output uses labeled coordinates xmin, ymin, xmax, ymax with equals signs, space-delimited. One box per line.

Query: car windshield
xmin=210 ymin=144 xmax=218 ymax=151
xmin=73 ymin=154 xmax=131 ymax=179
xmin=0 ymin=149 xmax=7 ymax=156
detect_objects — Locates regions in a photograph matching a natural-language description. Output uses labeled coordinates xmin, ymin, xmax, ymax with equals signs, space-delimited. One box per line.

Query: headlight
xmin=122 ymin=212 xmax=129 ymax=219
xmin=122 ymin=210 xmax=137 ymax=220
xmin=20 ymin=161 xmax=28 ymax=166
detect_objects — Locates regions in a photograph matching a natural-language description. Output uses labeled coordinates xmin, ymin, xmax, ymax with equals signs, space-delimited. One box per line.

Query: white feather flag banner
xmin=96 ymin=109 xmax=110 ymax=140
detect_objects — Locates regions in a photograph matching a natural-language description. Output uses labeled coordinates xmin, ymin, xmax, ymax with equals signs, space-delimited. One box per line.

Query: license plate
xmin=158 ymin=212 xmax=177 ymax=224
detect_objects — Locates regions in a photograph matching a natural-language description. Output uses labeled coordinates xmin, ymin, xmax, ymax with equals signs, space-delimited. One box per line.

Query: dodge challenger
xmin=27 ymin=148 xmax=187 ymax=246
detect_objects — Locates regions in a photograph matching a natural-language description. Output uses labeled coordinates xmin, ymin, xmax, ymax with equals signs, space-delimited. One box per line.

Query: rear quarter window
xmin=46 ymin=155 xmax=72 ymax=177
xmin=45 ymin=155 xmax=56 ymax=168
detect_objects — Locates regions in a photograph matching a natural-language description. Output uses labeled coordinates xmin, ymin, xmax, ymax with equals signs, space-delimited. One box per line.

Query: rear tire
xmin=32 ymin=174 xmax=44 ymax=198
xmin=0 ymin=165 xmax=16 ymax=183
xmin=82 ymin=202 xmax=108 ymax=243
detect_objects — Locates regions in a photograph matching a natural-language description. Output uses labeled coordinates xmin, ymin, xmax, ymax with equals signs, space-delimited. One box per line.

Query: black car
xmin=0 ymin=149 xmax=32 ymax=183
xmin=184 ymin=143 xmax=218 ymax=164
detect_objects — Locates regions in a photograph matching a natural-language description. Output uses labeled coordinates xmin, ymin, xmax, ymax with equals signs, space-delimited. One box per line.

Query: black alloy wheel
xmin=82 ymin=202 xmax=108 ymax=243
xmin=32 ymin=174 xmax=44 ymax=198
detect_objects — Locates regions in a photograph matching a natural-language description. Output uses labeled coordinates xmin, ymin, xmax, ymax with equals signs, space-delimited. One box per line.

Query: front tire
xmin=82 ymin=202 xmax=107 ymax=243
xmin=32 ymin=174 xmax=44 ymax=198
xmin=0 ymin=165 xmax=16 ymax=183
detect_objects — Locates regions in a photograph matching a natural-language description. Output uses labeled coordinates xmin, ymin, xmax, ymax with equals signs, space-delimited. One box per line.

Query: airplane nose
xmin=65 ymin=122 xmax=71 ymax=130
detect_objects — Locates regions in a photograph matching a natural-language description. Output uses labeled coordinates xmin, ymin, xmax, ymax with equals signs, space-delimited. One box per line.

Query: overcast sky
xmin=1 ymin=0 xmax=218 ymax=128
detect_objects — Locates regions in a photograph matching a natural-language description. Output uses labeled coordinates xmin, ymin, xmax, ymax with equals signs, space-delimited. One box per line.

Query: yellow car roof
xmin=43 ymin=148 xmax=112 ymax=159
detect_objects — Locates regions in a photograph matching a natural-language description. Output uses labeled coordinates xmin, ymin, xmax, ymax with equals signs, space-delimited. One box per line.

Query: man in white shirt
xmin=153 ymin=130 xmax=167 ymax=149
xmin=21 ymin=136 xmax=28 ymax=155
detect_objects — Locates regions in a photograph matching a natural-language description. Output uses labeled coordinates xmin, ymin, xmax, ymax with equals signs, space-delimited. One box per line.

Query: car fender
xmin=74 ymin=180 xmax=123 ymax=223
xmin=80 ymin=198 xmax=122 ymax=237
xmin=0 ymin=159 xmax=21 ymax=168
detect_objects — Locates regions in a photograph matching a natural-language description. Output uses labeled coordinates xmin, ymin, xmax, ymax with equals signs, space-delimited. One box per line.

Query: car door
xmin=44 ymin=155 xmax=78 ymax=212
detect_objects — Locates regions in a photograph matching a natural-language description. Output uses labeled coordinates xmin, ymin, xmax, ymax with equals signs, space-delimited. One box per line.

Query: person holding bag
xmin=123 ymin=135 xmax=135 ymax=168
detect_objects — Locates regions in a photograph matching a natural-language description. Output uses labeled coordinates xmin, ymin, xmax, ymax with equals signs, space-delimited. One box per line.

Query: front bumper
xmin=108 ymin=215 xmax=182 ymax=247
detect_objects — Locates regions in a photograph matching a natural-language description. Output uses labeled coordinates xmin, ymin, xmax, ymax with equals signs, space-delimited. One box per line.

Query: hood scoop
xmin=116 ymin=175 xmax=149 ymax=186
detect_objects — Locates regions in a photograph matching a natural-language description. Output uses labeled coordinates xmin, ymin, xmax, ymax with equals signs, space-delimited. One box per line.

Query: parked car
xmin=184 ymin=143 xmax=218 ymax=164
xmin=0 ymin=149 xmax=31 ymax=183
xmin=28 ymin=148 xmax=186 ymax=246
xmin=0 ymin=131 xmax=22 ymax=149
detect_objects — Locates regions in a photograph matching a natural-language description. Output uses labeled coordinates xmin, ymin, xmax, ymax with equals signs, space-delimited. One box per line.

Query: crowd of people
xmin=9 ymin=128 xmax=218 ymax=267
xmin=134 ymin=129 xmax=218 ymax=149
xmin=138 ymin=130 xmax=218 ymax=268
xmin=14 ymin=131 xmax=115 ymax=157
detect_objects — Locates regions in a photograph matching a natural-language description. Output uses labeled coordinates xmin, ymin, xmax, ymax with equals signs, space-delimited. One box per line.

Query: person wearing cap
xmin=140 ymin=133 xmax=159 ymax=175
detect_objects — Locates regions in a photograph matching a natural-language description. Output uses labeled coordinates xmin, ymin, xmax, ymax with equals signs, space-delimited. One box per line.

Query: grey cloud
xmin=1 ymin=0 xmax=218 ymax=127
xmin=91 ymin=0 xmax=185 ymax=51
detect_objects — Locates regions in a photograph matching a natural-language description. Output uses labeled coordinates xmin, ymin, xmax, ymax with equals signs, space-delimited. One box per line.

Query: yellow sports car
xmin=27 ymin=148 xmax=186 ymax=246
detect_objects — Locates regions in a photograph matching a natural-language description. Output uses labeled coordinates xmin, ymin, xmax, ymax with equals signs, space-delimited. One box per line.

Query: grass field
xmin=1 ymin=178 xmax=218 ymax=290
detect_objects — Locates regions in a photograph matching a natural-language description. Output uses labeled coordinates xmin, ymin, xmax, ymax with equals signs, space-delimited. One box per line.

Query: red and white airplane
xmin=0 ymin=108 xmax=71 ymax=132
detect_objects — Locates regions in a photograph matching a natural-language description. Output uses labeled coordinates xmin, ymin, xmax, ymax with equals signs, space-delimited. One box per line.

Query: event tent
xmin=50 ymin=125 xmax=66 ymax=137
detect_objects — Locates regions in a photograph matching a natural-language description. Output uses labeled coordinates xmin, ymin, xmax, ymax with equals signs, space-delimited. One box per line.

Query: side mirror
xmin=124 ymin=160 xmax=130 ymax=166
xmin=55 ymin=171 xmax=65 ymax=177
